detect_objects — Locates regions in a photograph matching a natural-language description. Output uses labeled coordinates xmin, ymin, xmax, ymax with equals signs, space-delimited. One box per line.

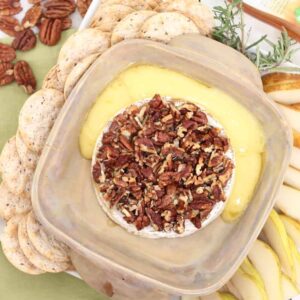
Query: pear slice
xmin=280 ymin=215 xmax=300 ymax=249
xmin=284 ymin=166 xmax=300 ymax=190
xmin=248 ymin=239 xmax=282 ymax=300
xmin=282 ymin=273 xmax=299 ymax=300
xmin=268 ymin=90 xmax=300 ymax=104
xmin=263 ymin=210 xmax=295 ymax=281
xmin=291 ymin=146 xmax=300 ymax=170
xmin=277 ymin=104 xmax=300 ymax=132
xmin=288 ymin=237 xmax=300 ymax=289
xmin=276 ymin=185 xmax=300 ymax=222
xmin=200 ymin=292 xmax=237 ymax=300
xmin=230 ymin=268 xmax=268 ymax=300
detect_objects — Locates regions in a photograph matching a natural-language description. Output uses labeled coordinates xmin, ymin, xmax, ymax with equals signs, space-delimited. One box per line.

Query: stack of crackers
xmin=0 ymin=0 xmax=214 ymax=275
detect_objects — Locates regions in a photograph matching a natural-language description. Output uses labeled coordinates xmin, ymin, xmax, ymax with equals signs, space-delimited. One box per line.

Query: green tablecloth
xmin=0 ymin=30 xmax=105 ymax=300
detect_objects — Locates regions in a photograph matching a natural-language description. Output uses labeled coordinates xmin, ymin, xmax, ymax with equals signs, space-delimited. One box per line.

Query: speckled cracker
xmin=16 ymin=131 xmax=39 ymax=170
xmin=158 ymin=0 xmax=214 ymax=35
xmin=1 ymin=215 xmax=44 ymax=275
xmin=90 ymin=4 xmax=135 ymax=32
xmin=140 ymin=12 xmax=199 ymax=43
xmin=42 ymin=65 xmax=64 ymax=92
xmin=0 ymin=137 xmax=31 ymax=195
xmin=100 ymin=0 xmax=153 ymax=10
xmin=64 ymin=53 xmax=99 ymax=99
xmin=18 ymin=216 xmax=70 ymax=273
xmin=57 ymin=28 xmax=110 ymax=84
xmin=111 ymin=10 xmax=157 ymax=45
xmin=18 ymin=89 xmax=64 ymax=154
xmin=0 ymin=182 xmax=31 ymax=221
xmin=26 ymin=212 xmax=70 ymax=263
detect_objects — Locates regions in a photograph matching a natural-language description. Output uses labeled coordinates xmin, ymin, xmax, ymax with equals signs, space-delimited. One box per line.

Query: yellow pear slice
xmin=248 ymin=239 xmax=282 ymax=300
xmin=282 ymin=273 xmax=299 ymax=299
xmin=284 ymin=166 xmax=300 ymax=190
xmin=280 ymin=215 xmax=300 ymax=249
xmin=277 ymin=104 xmax=300 ymax=132
xmin=276 ymin=185 xmax=300 ymax=222
xmin=291 ymin=147 xmax=300 ymax=171
xmin=200 ymin=292 xmax=237 ymax=300
xmin=288 ymin=237 xmax=300 ymax=289
xmin=263 ymin=210 xmax=295 ymax=281
xmin=230 ymin=268 xmax=268 ymax=300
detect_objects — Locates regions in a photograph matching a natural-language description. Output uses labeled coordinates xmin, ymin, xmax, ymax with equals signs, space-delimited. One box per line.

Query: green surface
xmin=0 ymin=30 xmax=105 ymax=300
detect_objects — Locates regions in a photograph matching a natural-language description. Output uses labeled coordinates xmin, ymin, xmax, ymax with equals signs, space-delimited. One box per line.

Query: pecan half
xmin=0 ymin=16 xmax=22 ymax=36
xmin=61 ymin=17 xmax=72 ymax=30
xmin=39 ymin=18 xmax=62 ymax=46
xmin=77 ymin=0 xmax=92 ymax=17
xmin=0 ymin=42 xmax=16 ymax=62
xmin=42 ymin=0 xmax=75 ymax=19
xmin=28 ymin=0 xmax=40 ymax=4
xmin=0 ymin=62 xmax=14 ymax=86
xmin=0 ymin=0 xmax=22 ymax=16
xmin=12 ymin=29 xmax=36 ymax=51
xmin=21 ymin=4 xmax=41 ymax=28
xmin=14 ymin=60 xmax=36 ymax=94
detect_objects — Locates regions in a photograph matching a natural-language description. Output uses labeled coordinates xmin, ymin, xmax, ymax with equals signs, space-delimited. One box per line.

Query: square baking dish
xmin=32 ymin=37 xmax=291 ymax=296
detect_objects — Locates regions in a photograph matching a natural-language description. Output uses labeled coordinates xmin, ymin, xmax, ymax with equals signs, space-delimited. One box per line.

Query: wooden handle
xmin=242 ymin=3 xmax=300 ymax=42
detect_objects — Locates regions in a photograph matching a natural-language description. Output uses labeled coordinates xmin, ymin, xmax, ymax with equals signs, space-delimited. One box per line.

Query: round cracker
xmin=0 ymin=182 xmax=31 ymax=221
xmin=90 ymin=4 xmax=135 ymax=32
xmin=26 ymin=212 xmax=70 ymax=263
xmin=18 ymin=89 xmax=64 ymax=154
xmin=16 ymin=130 xmax=39 ymax=170
xmin=111 ymin=10 xmax=157 ymax=45
xmin=100 ymin=0 xmax=152 ymax=10
xmin=0 ymin=137 xmax=31 ymax=195
xmin=42 ymin=65 xmax=64 ymax=92
xmin=158 ymin=0 xmax=214 ymax=35
xmin=18 ymin=216 xmax=70 ymax=273
xmin=140 ymin=12 xmax=199 ymax=43
xmin=64 ymin=53 xmax=99 ymax=99
xmin=57 ymin=28 xmax=110 ymax=84
xmin=1 ymin=215 xmax=44 ymax=275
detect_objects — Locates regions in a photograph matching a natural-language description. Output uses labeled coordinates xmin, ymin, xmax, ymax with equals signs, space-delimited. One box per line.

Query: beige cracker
xmin=18 ymin=215 xmax=70 ymax=273
xmin=18 ymin=89 xmax=64 ymax=154
xmin=100 ymin=0 xmax=157 ymax=10
xmin=1 ymin=215 xmax=44 ymax=275
xmin=64 ymin=53 xmax=99 ymax=99
xmin=42 ymin=65 xmax=64 ymax=92
xmin=90 ymin=4 xmax=135 ymax=32
xmin=0 ymin=182 xmax=31 ymax=221
xmin=26 ymin=211 xmax=70 ymax=263
xmin=140 ymin=11 xmax=199 ymax=43
xmin=158 ymin=0 xmax=214 ymax=36
xmin=57 ymin=28 xmax=110 ymax=84
xmin=111 ymin=10 xmax=157 ymax=45
xmin=0 ymin=136 xmax=31 ymax=195
xmin=16 ymin=130 xmax=39 ymax=170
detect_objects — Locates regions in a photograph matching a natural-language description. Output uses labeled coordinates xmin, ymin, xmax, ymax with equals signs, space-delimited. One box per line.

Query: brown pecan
xmin=12 ymin=29 xmax=36 ymax=51
xmin=0 ymin=42 xmax=16 ymax=62
xmin=61 ymin=16 xmax=72 ymax=30
xmin=14 ymin=60 xmax=36 ymax=94
xmin=42 ymin=0 xmax=75 ymax=18
xmin=77 ymin=0 xmax=92 ymax=17
xmin=0 ymin=0 xmax=22 ymax=16
xmin=39 ymin=18 xmax=62 ymax=46
xmin=21 ymin=4 xmax=41 ymax=28
xmin=28 ymin=0 xmax=40 ymax=4
xmin=0 ymin=16 xmax=22 ymax=36
xmin=0 ymin=61 xmax=14 ymax=85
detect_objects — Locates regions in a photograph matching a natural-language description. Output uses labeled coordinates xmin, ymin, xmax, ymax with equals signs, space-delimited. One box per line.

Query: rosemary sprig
xmin=212 ymin=0 xmax=298 ymax=72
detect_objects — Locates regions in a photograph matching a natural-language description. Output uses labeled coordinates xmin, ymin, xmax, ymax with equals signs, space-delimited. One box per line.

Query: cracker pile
xmin=0 ymin=0 xmax=214 ymax=274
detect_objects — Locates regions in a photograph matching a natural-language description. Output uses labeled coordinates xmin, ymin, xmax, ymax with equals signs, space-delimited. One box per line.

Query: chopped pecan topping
xmin=39 ymin=18 xmax=62 ymax=46
xmin=0 ymin=42 xmax=16 ymax=62
xmin=12 ymin=29 xmax=36 ymax=51
xmin=0 ymin=61 xmax=14 ymax=86
xmin=92 ymin=95 xmax=234 ymax=234
xmin=14 ymin=60 xmax=36 ymax=94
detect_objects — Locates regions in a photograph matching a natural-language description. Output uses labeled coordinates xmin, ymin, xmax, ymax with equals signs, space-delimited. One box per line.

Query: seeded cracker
xmin=111 ymin=10 xmax=157 ymax=45
xmin=1 ymin=215 xmax=44 ymax=274
xmin=140 ymin=12 xmax=199 ymax=43
xmin=42 ymin=64 xmax=64 ymax=92
xmin=100 ymin=0 xmax=153 ymax=10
